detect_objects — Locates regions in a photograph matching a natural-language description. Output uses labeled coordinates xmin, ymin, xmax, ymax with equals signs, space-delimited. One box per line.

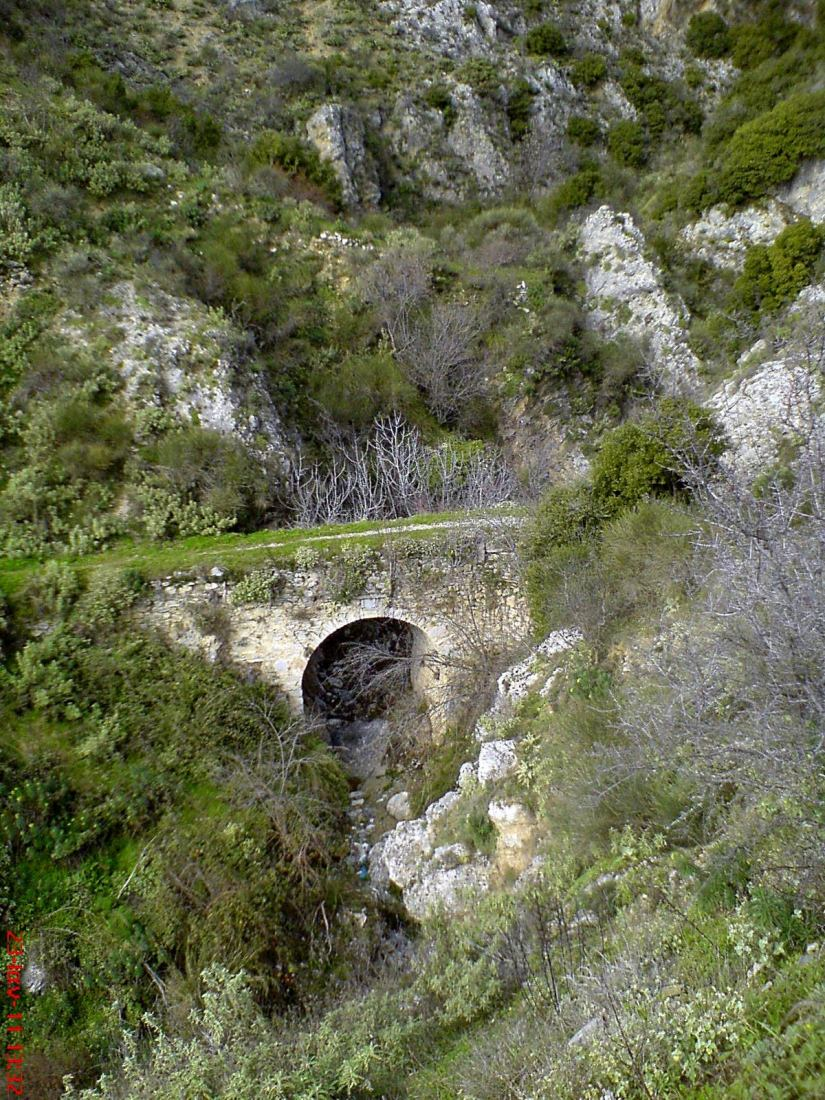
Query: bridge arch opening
xmin=302 ymin=617 xmax=429 ymax=734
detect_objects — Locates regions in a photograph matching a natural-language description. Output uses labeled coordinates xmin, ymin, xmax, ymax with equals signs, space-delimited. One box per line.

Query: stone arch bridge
xmin=143 ymin=519 xmax=528 ymax=725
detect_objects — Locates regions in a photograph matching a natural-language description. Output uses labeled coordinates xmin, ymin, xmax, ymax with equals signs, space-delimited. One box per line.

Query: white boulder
xmin=386 ymin=790 xmax=413 ymax=821
xmin=403 ymin=861 xmax=491 ymax=921
xmin=478 ymin=739 xmax=518 ymax=786
xmin=680 ymin=201 xmax=789 ymax=269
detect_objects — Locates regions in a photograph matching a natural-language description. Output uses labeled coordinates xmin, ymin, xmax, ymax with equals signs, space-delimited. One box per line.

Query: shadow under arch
xmin=301 ymin=616 xmax=431 ymax=737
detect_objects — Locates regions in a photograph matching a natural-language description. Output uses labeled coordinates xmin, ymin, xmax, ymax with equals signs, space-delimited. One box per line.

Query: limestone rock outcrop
xmin=580 ymin=205 xmax=699 ymax=395
xmin=488 ymin=800 xmax=537 ymax=872
xmin=381 ymin=0 xmax=517 ymax=59
xmin=306 ymin=104 xmax=381 ymax=208
xmin=709 ymin=285 xmax=824 ymax=475
xmin=370 ymin=630 xmax=580 ymax=919
xmin=778 ymin=159 xmax=825 ymax=224
xmin=477 ymin=739 xmax=518 ymax=786
xmin=65 ymin=281 xmax=290 ymax=468
xmin=446 ymin=83 xmax=512 ymax=195
xmin=680 ymin=201 xmax=790 ymax=270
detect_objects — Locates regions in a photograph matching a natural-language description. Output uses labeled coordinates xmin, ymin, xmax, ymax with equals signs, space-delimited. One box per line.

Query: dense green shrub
xmin=523 ymin=21 xmax=568 ymax=58
xmin=527 ymin=480 xmax=605 ymax=559
xmin=734 ymin=219 xmax=825 ymax=313
xmin=607 ymin=119 xmax=647 ymax=167
xmin=0 ymin=376 xmax=130 ymax=557
xmin=0 ymin=184 xmax=34 ymax=268
xmin=0 ymin=81 xmax=176 ymax=270
xmin=526 ymin=399 xmax=721 ymax=595
xmin=525 ymin=476 xmax=699 ymax=638
xmin=248 ymin=131 xmax=342 ymax=206
xmin=65 ymin=54 xmax=223 ymax=158
xmin=424 ymin=83 xmax=456 ymax=125
xmin=507 ymin=79 xmax=536 ymax=141
xmin=592 ymin=420 xmax=681 ymax=508
xmin=619 ymin=61 xmax=702 ymax=139
xmin=591 ymin=398 xmax=723 ymax=509
xmin=570 ymin=52 xmax=607 ymax=88
xmin=3 ymin=608 xmax=349 ymax=1082
xmin=542 ymin=164 xmax=604 ymax=221
xmin=711 ymin=92 xmax=825 ymax=207
xmin=566 ymin=115 xmax=600 ymax=146
xmin=137 ymin=426 xmax=271 ymax=535
xmin=0 ymin=290 xmax=57 ymax=399
xmin=685 ymin=12 xmax=731 ymax=59
xmin=311 ymin=351 xmax=420 ymax=429
xmin=730 ymin=12 xmax=802 ymax=71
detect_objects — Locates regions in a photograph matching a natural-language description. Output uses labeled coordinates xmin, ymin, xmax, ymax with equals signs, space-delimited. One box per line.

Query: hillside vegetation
xmin=1 ymin=0 xmax=825 ymax=1096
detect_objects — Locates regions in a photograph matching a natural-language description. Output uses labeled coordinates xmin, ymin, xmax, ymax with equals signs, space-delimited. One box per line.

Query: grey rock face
xmin=477 ymin=739 xmax=518 ymax=785
xmin=381 ymin=0 xmax=514 ymax=59
xmin=680 ymin=201 xmax=790 ymax=269
xmin=74 ymin=282 xmax=290 ymax=470
xmin=710 ymin=355 xmax=822 ymax=476
xmin=403 ymin=861 xmax=491 ymax=920
xmin=778 ymin=159 xmax=825 ymax=224
xmin=447 ymin=83 xmax=511 ymax=195
xmin=306 ymin=104 xmax=381 ymax=208
xmin=370 ymin=819 xmax=432 ymax=890
xmin=580 ymin=205 xmax=699 ymax=395
xmin=487 ymin=800 xmax=536 ymax=870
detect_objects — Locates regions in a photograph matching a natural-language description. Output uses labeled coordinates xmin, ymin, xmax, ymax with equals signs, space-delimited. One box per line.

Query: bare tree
xmin=360 ymin=241 xmax=490 ymax=423
xmin=359 ymin=243 xmax=433 ymax=355
xmin=219 ymin=700 xmax=341 ymax=888
xmin=595 ymin=405 xmax=825 ymax=897
xmin=401 ymin=301 xmax=488 ymax=423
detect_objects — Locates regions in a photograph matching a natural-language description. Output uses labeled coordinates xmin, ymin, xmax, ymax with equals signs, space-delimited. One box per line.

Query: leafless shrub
xmin=218 ymin=700 xmax=341 ymax=888
xmin=359 ymin=243 xmax=433 ymax=355
xmin=400 ymin=301 xmax=488 ymax=423
xmin=360 ymin=243 xmax=490 ymax=422
xmin=290 ymin=414 xmax=518 ymax=526
xmin=596 ymin=411 xmax=825 ymax=898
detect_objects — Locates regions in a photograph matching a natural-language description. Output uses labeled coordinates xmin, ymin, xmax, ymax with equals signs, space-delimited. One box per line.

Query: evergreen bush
xmin=607 ymin=119 xmax=647 ymax=167
xmin=735 ymin=220 xmax=824 ymax=313
xmin=714 ymin=92 xmax=825 ymax=207
xmin=685 ymin=12 xmax=731 ymax=59
xmin=507 ymin=79 xmax=536 ymax=140
xmin=567 ymin=115 xmax=601 ymax=147
xmin=524 ymin=21 xmax=568 ymax=58
xmin=571 ymin=52 xmax=607 ymax=88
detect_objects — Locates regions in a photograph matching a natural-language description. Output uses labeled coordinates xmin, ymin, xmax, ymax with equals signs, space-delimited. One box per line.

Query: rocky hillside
xmin=2 ymin=0 xmax=825 ymax=1096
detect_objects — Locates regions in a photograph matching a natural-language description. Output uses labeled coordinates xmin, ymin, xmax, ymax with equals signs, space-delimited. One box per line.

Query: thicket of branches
xmin=599 ymin=397 xmax=825 ymax=900
xmin=290 ymin=414 xmax=519 ymax=526
xmin=360 ymin=244 xmax=489 ymax=424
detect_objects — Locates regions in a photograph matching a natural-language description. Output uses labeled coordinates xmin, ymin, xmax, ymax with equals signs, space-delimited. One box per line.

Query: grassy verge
xmin=0 ymin=508 xmax=525 ymax=595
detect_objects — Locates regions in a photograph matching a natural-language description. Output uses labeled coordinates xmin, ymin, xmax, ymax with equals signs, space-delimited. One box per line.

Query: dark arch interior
xmin=302 ymin=617 xmax=419 ymax=736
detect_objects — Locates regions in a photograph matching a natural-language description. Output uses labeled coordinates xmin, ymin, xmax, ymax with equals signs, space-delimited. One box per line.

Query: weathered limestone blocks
xmin=369 ymin=629 xmax=580 ymax=920
xmin=141 ymin=532 xmax=529 ymax=715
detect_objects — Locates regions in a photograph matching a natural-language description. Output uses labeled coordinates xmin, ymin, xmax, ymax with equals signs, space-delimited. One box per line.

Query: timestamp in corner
xmin=5 ymin=931 xmax=24 ymax=1098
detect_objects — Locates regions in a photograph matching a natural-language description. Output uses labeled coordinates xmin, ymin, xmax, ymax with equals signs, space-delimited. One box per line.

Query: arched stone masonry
xmin=142 ymin=529 xmax=529 ymax=723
